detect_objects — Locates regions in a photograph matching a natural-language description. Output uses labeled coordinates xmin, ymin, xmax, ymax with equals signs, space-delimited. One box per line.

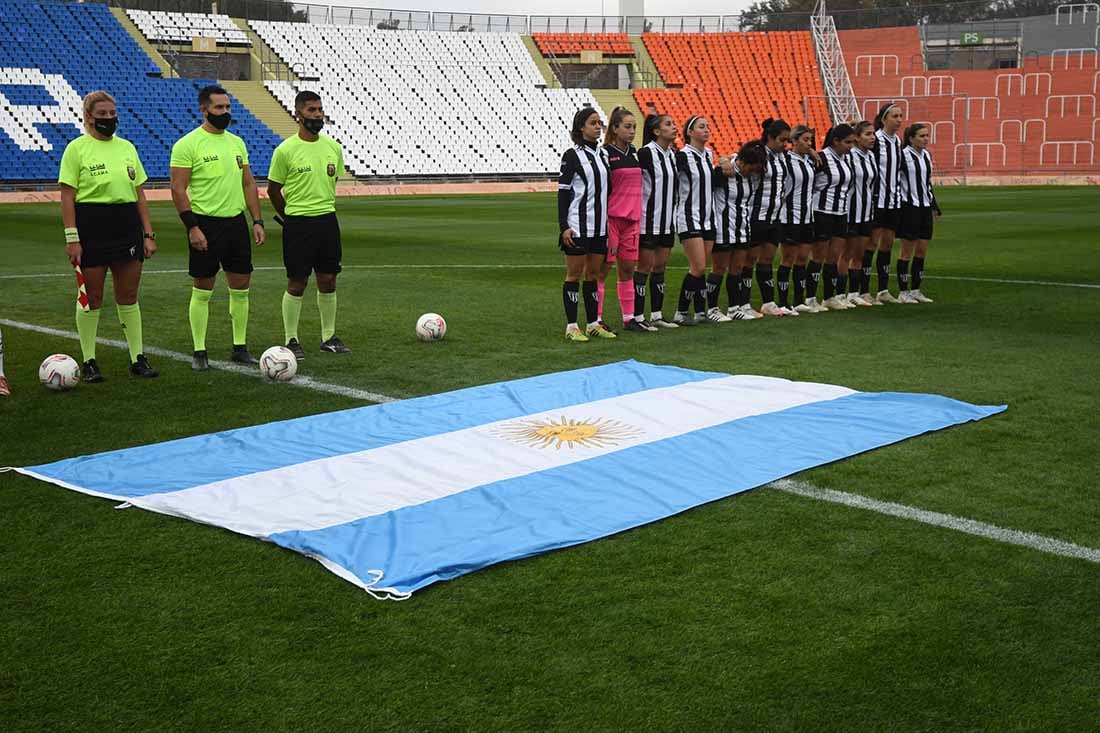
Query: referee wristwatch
xmin=143 ymin=232 xmax=156 ymax=240
xmin=253 ymin=218 xmax=265 ymax=228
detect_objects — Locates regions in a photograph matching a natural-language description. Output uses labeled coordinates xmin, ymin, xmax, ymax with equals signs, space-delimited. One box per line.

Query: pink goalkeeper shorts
xmin=607 ymin=217 xmax=640 ymax=263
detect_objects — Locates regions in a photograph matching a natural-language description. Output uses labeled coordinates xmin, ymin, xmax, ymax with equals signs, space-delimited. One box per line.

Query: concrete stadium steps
xmin=231 ymin=17 xmax=299 ymax=84
xmin=520 ymin=35 xmax=557 ymax=86
xmin=110 ymin=6 xmax=172 ymax=77
xmin=220 ymin=80 xmax=298 ymax=139
xmin=629 ymin=36 xmax=665 ymax=88
xmin=590 ymin=90 xmax=643 ymax=128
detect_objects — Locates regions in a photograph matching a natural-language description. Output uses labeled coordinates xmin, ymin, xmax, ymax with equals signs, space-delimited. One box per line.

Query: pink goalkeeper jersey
xmin=605 ymin=143 xmax=642 ymax=221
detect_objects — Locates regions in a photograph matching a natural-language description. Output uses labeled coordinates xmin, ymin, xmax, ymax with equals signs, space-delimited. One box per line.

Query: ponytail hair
xmin=642 ymin=113 xmax=668 ymax=146
xmin=760 ymin=117 xmax=791 ymax=143
xmin=570 ymin=106 xmax=600 ymax=145
xmin=823 ymin=123 xmax=855 ymax=150
xmin=737 ymin=140 xmax=767 ymax=168
xmin=683 ymin=115 xmax=704 ymax=142
xmin=902 ymin=122 xmax=930 ymax=148
xmin=873 ymin=102 xmax=899 ymax=130
xmin=604 ymin=105 xmax=635 ymax=146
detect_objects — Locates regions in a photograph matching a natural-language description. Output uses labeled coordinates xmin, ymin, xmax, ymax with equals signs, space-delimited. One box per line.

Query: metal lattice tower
xmin=810 ymin=0 xmax=860 ymax=124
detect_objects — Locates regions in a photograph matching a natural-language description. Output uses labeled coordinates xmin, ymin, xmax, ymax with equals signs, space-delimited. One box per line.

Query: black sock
xmin=823 ymin=263 xmax=837 ymax=300
xmin=563 ymin=281 xmax=579 ymax=324
xmin=848 ymin=267 xmax=861 ymax=296
xmin=725 ymin=273 xmax=740 ymax=311
xmin=876 ymin=249 xmax=891 ymax=293
xmin=756 ymin=263 xmax=775 ymax=304
xmin=706 ymin=273 xmax=723 ymax=310
xmin=912 ymin=257 xmax=925 ymax=291
xmin=837 ymin=271 xmax=848 ymax=296
xmin=741 ymin=267 xmax=753 ymax=307
xmin=677 ymin=273 xmax=693 ymax=313
xmin=807 ymin=260 xmax=821 ymax=301
xmin=634 ymin=272 xmax=648 ymax=318
xmin=582 ymin=280 xmax=599 ymax=324
xmin=792 ymin=264 xmax=806 ymax=305
xmin=897 ymin=259 xmax=910 ymax=292
xmin=693 ymin=275 xmax=707 ymax=315
xmin=861 ymin=250 xmax=874 ymax=294
xmin=650 ymin=271 xmax=665 ymax=315
xmin=776 ymin=265 xmax=791 ymax=307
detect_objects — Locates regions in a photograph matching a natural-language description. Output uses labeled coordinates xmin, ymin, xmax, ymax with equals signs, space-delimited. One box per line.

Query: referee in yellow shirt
xmin=267 ymin=90 xmax=349 ymax=358
xmin=170 ymin=85 xmax=265 ymax=371
xmin=59 ymin=90 xmax=158 ymax=381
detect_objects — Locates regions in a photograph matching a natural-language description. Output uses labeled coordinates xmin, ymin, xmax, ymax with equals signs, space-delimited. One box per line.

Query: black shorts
xmin=560 ymin=234 xmax=608 ymax=256
xmin=678 ymin=229 xmax=715 ymax=242
xmin=898 ymin=205 xmax=934 ymax=241
xmin=847 ymin=220 xmax=874 ymax=237
xmin=75 ymin=203 xmax=143 ymax=268
xmin=873 ymin=207 xmax=901 ymax=231
xmin=814 ymin=212 xmax=848 ymax=241
xmin=781 ymin=223 xmax=814 ymax=245
xmin=750 ymin=220 xmax=783 ymax=245
xmin=282 ymin=212 xmax=342 ymax=278
xmin=639 ymin=233 xmax=675 ymax=250
xmin=189 ymin=213 xmax=252 ymax=278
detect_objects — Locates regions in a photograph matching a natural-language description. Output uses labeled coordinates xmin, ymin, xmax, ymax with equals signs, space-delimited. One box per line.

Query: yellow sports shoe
xmin=565 ymin=325 xmax=589 ymax=342
xmin=586 ymin=323 xmax=618 ymax=339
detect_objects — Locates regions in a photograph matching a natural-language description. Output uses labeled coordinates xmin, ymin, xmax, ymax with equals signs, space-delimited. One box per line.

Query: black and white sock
xmin=634 ymin=272 xmax=648 ymax=319
xmin=792 ymin=264 xmax=806 ymax=305
xmin=836 ymin=271 xmax=848 ymax=297
xmin=650 ymin=271 xmax=666 ymax=316
xmin=806 ymin=260 xmax=821 ymax=301
xmin=897 ymin=259 xmax=910 ymax=292
xmin=706 ymin=273 xmax=723 ymax=310
xmin=582 ymin=280 xmax=599 ymax=325
xmin=756 ymin=263 xmax=775 ymax=304
xmin=563 ymin=281 xmax=579 ymax=325
xmin=848 ymin=267 xmax=862 ymax=297
xmin=677 ymin=273 xmax=692 ymax=314
xmin=740 ymin=267 xmax=753 ymax=307
xmin=876 ymin=249 xmax=891 ymax=293
xmin=823 ymin=263 xmax=838 ymax=300
xmin=725 ymin=273 xmax=740 ymax=312
xmin=912 ymin=257 xmax=924 ymax=291
xmin=776 ymin=265 xmax=791 ymax=307
xmin=861 ymin=250 xmax=874 ymax=295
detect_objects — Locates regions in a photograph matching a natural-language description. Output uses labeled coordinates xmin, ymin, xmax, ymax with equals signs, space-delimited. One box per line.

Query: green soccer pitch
xmin=1 ymin=186 xmax=1098 ymax=730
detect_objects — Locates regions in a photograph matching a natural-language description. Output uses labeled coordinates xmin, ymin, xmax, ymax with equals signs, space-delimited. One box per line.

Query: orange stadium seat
xmin=532 ymin=33 xmax=635 ymax=57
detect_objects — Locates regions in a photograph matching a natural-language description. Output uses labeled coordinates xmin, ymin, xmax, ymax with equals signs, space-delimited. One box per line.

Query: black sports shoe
xmin=320 ymin=336 xmax=351 ymax=354
xmin=623 ymin=319 xmax=648 ymax=333
xmin=129 ymin=354 xmax=159 ymax=378
xmin=286 ymin=338 xmax=306 ymax=361
xmin=192 ymin=350 xmax=210 ymax=371
xmin=230 ymin=345 xmax=259 ymax=365
xmin=82 ymin=359 xmax=104 ymax=383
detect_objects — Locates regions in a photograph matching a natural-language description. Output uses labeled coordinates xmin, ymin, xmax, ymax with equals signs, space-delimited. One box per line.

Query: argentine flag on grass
xmin=18 ymin=361 xmax=1004 ymax=599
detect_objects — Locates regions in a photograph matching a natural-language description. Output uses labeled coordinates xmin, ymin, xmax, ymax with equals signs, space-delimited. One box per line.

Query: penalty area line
xmin=770 ymin=479 xmax=1100 ymax=564
xmin=0 ymin=317 xmax=398 ymax=404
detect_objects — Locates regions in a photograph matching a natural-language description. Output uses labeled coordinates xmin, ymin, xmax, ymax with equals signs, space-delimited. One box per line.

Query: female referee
xmin=897 ymin=123 xmax=940 ymax=304
xmin=59 ymin=90 xmax=157 ymax=381
xmin=871 ymin=103 xmax=905 ymax=303
xmin=812 ymin=124 xmax=857 ymax=311
xmin=559 ymin=107 xmax=613 ymax=342
xmin=636 ymin=113 xmax=679 ymax=328
xmin=672 ymin=115 xmax=716 ymax=326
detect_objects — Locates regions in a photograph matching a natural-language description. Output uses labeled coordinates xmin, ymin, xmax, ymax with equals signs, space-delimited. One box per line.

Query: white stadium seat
xmin=126 ymin=9 xmax=250 ymax=47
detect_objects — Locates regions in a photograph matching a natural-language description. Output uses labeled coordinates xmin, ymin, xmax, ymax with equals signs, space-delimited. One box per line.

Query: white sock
xmin=651 ymin=310 xmax=662 ymax=321
xmin=587 ymin=320 xmax=600 ymax=329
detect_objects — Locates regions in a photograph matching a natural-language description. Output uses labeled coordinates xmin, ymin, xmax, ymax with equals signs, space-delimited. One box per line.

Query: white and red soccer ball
xmin=39 ymin=354 xmax=80 ymax=391
xmin=416 ymin=313 xmax=447 ymax=342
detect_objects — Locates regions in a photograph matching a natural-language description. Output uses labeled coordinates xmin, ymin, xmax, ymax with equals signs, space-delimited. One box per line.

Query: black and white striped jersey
xmin=873 ymin=129 xmax=903 ymax=210
xmin=638 ymin=141 xmax=677 ymax=235
xmin=848 ymin=147 xmax=878 ymax=224
xmin=780 ymin=150 xmax=816 ymax=225
xmin=813 ymin=146 xmax=852 ymax=215
xmin=899 ymin=146 xmax=939 ymax=209
xmin=752 ymin=146 xmax=787 ymax=223
xmin=558 ymin=141 xmax=610 ymax=238
xmin=713 ymin=154 xmax=759 ymax=245
xmin=675 ymin=144 xmax=715 ymax=233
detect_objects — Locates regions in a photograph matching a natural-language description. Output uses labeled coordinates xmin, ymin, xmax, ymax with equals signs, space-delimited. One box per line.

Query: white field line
xmin=0 ymin=267 xmax=1098 ymax=289
xmin=5 ymin=315 xmax=1098 ymax=567
xmin=770 ymin=479 xmax=1100 ymax=564
xmin=0 ymin=317 xmax=397 ymax=404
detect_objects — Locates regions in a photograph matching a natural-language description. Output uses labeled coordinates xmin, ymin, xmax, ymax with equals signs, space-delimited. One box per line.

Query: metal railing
xmin=811 ymin=0 xmax=859 ymax=125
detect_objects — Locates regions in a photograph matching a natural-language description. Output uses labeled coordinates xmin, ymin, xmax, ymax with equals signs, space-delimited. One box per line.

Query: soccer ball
xmin=416 ymin=312 xmax=447 ymax=342
xmin=39 ymin=354 xmax=80 ymax=391
xmin=259 ymin=346 xmax=298 ymax=382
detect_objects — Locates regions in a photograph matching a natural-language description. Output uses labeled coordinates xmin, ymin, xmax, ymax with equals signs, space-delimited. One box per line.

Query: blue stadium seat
xmin=0 ymin=1 xmax=280 ymax=182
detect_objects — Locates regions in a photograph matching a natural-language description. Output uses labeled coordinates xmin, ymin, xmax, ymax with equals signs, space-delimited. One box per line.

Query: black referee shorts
xmin=75 ymin=202 xmax=143 ymax=268
xmin=283 ymin=212 xmax=342 ymax=278
xmin=189 ymin=213 xmax=252 ymax=278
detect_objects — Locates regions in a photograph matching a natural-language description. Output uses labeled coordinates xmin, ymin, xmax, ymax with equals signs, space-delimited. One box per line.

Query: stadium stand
xmin=633 ymin=32 xmax=832 ymax=155
xmin=251 ymin=22 xmax=605 ymax=176
xmin=0 ymin=1 xmax=280 ymax=181
xmin=841 ymin=23 xmax=1100 ymax=174
xmin=125 ymin=9 xmax=251 ymax=47
xmin=532 ymin=33 xmax=635 ymax=57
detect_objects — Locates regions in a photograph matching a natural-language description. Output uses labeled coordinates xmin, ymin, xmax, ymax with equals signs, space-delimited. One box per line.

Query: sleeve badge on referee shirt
xmin=127 ymin=165 xmax=136 ymax=180
xmin=327 ymin=163 xmax=336 ymax=177
xmin=236 ymin=155 xmax=244 ymax=169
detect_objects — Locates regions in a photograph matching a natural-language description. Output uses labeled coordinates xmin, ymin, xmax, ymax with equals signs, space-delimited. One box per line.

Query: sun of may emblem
xmin=493 ymin=416 xmax=641 ymax=450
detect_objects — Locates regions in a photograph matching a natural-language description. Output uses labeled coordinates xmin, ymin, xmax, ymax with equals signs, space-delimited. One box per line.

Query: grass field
xmin=1 ymin=186 xmax=1098 ymax=730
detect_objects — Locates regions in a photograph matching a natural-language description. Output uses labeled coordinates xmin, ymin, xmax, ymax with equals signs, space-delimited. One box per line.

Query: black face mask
xmin=206 ymin=112 xmax=232 ymax=130
xmin=303 ymin=118 xmax=324 ymax=134
xmin=93 ymin=117 xmax=118 ymax=137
